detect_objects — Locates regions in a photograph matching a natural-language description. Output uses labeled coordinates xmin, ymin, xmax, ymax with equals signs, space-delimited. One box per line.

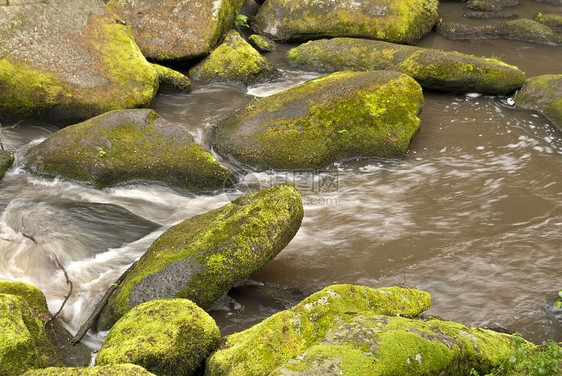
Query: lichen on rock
xmin=189 ymin=30 xmax=278 ymax=88
xmin=285 ymin=37 xmax=526 ymax=95
xmin=24 ymin=109 xmax=236 ymax=191
xmin=0 ymin=281 xmax=91 ymax=376
xmin=96 ymin=299 xmax=221 ymax=376
xmin=514 ymin=74 xmax=562 ymax=132
xmin=96 ymin=182 xmax=304 ymax=330
xmin=214 ymin=70 xmax=423 ymax=170
xmin=251 ymin=0 xmax=439 ymax=44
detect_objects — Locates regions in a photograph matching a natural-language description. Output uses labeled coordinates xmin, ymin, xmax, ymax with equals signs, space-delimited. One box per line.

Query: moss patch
xmin=285 ymin=37 xmax=526 ymax=95
xmin=252 ymin=0 xmax=438 ymax=44
xmin=24 ymin=109 xmax=235 ymax=191
xmin=0 ymin=150 xmax=14 ymax=180
xmin=96 ymin=299 xmax=220 ymax=376
xmin=97 ymin=182 xmax=304 ymax=330
xmin=150 ymin=63 xmax=191 ymax=93
xmin=22 ymin=364 xmax=157 ymax=375
xmin=514 ymin=74 xmax=562 ymax=132
xmin=214 ymin=70 xmax=423 ymax=170
xmin=189 ymin=30 xmax=278 ymax=87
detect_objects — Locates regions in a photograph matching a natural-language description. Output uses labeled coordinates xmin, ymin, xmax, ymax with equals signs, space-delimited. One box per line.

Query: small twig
xmin=21 ymin=230 xmax=73 ymax=327
xmin=0 ymin=120 xmax=22 ymax=151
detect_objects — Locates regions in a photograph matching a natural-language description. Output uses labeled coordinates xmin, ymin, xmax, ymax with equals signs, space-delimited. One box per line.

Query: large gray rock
xmin=189 ymin=30 xmax=278 ymax=88
xmin=514 ymin=74 xmax=562 ymax=132
xmin=215 ymin=70 xmax=423 ymax=170
xmin=0 ymin=282 xmax=91 ymax=376
xmin=24 ymin=109 xmax=236 ymax=191
xmin=252 ymin=0 xmax=439 ymax=44
xmin=106 ymin=0 xmax=245 ymax=62
xmin=0 ymin=0 xmax=159 ymax=124
xmin=206 ymin=284 xmax=522 ymax=376
xmin=437 ymin=19 xmax=561 ymax=45
xmin=96 ymin=299 xmax=221 ymax=376
xmin=96 ymin=182 xmax=304 ymax=330
xmin=285 ymin=38 xmax=526 ymax=95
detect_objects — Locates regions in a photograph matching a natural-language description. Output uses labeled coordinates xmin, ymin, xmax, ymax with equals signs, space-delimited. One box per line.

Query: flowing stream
xmin=1 ymin=0 xmax=561 ymax=351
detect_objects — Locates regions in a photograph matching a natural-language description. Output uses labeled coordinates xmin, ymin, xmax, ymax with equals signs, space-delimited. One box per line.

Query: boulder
xmin=0 ymin=281 xmax=91 ymax=376
xmin=0 ymin=0 xmax=159 ymax=124
xmin=0 ymin=150 xmax=14 ymax=180
xmin=248 ymin=34 xmax=277 ymax=52
xmin=189 ymin=30 xmax=278 ymax=88
xmin=205 ymin=284 xmax=520 ymax=376
xmin=150 ymin=64 xmax=191 ymax=93
xmin=22 ymin=365 xmax=156 ymax=375
xmin=24 ymin=109 xmax=235 ymax=191
xmin=536 ymin=12 xmax=562 ymax=34
xmin=96 ymin=182 xmax=304 ymax=330
xmin=466 ymin=0 xmax=518 ymax=11
xmin=285 ymin=38 xmax=526 ymax=95
xmin=215 ymin=70 xmax=423 ymax=170
xmin=106 ymin=0 xmax=244 ymax=62
xmin=96 ymin=299 xmax=221 ymax=376
xmin=463 ymin=11 xmax=514 ymax=19
xmin=251 ymin=0 xmax=439 ymax=44
xmin=436 ymin=19 xmax=561 ymax=45
xmin=514 ymin=74 xmax=562 ymax=132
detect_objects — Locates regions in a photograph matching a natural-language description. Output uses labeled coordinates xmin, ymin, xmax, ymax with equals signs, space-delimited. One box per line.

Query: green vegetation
xmin=556 ymin=290 xmax=562 ymax=308
xmin=235 ymin=13 xmax=249 ymax=28
xmin=469 ymin=334 xmax=561 ymax=376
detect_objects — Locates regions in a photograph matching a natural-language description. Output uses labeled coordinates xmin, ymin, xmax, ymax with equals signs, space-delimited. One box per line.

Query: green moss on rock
xmin=0 ymin=282 xmax=91 ymax=376
xmin=536 ymin=13 xmax=562 ymax=33
xmin=514 ymin=74 xmax=562 ymax=132
xmin=252 ymin=0 xmax=438 ymax=44
xmin=97 ymin=182 xmax=304 ymax=330
xmin=22 ymin=364 xmax=157 ymax=375
xmin=24 ymin=109 xmax=235 ymax=191
xmin=214 ymin=70 xmax=423 ymax=170
xmin=96 ymin=299 xmax=220 ymax=376
xmin=0 ymin=150 xmax=14 ymax=180
xmin=248 ymin=34 xmax=276 ymax=52
xmin=206 ymin=284 xmax=522 ymax=376
xmin=150 ymin=63 xmax=191 ymax=93
xmin=285 ymin=37 xmax=526 ymax=95
xmin=0 ymin=0 xmax=158 ymax=124
xmin=189 ymin=30 xmax=278 ymax=88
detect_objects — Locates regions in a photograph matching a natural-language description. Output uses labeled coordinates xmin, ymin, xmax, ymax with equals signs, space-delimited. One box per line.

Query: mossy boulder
xmin=0 ymin=150 xmax=14 ymax=180
xmin=96 ymin=299 xmax=221 ymax=376
xmin=22 ymin=365 xmax=156 ymax=375
xmin=205 ymin=284 xmax=520 ymax=376
xmin=215 ymin=70 xmax=423 ymax=170
xmin=0 ymin=0 xmax=159 ymax=124
xmin=514 ymin=74 xmax=562 ymax=132
xmin=285 ymin=38 xmax=526 ymax=95
xmin=150 ymin=64 xmax=190 ymax=93
xmin=466 ymin=0 xmax=518 ymax=11
xmin=252 ymin=0 xmax=439 ymax=44
xmin=436 ymin=19 xmax=561 ymax=45
xmin=106 ymin=0 xmax=244 ymax=62
xmin=24 ymin=109 xmax=235 ymax=191
xmin=189 ymin=30 xmax=278 ymax=88
xmin=0 ymin=281 xmax=91 ymax=376
xmin=536 ymin=13 xmax=562 ymax=34
xmin=97 ymin=182 xmax=304 ymax=330
xmin=248 ymin=34 xmax=277 ymax=52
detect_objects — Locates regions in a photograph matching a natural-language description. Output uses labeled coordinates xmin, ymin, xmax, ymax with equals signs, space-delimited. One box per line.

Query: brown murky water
xmin=0 ymin=0 xmax=560 ymax=350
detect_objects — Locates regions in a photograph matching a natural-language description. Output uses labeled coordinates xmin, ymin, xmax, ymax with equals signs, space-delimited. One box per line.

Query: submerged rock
xmin=285 ymin=37 xmax=526 ymax=95
xmin=106 ymin=0 xmax=244 ymax=62
xmin=0 ymin=0 xmax=159 ymax=124
xmin=248 ymin=34 xmax=277 ymax=52
xmin=466 ymin=0 xmax=518 ymax=12
xmin=22 ymin=365 xmax=156 ymax=375
xmin=96 ymin=299 xmax=220 ymax=376
xmin=206 ymin=284 xmax=519 ymax=376
xmin=24 ymin=109 xmax=235 ymax=191
xmin=151 ymin=64 xmax=191 ymax=93
xmin=215 ymin=70 xmax=423 ymax=170
xmin=0 ymin=282 xmax=91 ymax=376
xmin=464 ymin=11 xmax=514 ymax=19
xmin=0 ymin=150 xmax=14 ymax=181
xmin=437 ymin=19 xmax=561 ymax=45
xmin=252 ymin=0 xmax=439 ymax=44
xmin=189 ymin=30 xmax=278 ymax=88
xmin=96 ymin=182 xmax=304 ymax=330
xmin=514 ymin=74 xmax=562 ymax=132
